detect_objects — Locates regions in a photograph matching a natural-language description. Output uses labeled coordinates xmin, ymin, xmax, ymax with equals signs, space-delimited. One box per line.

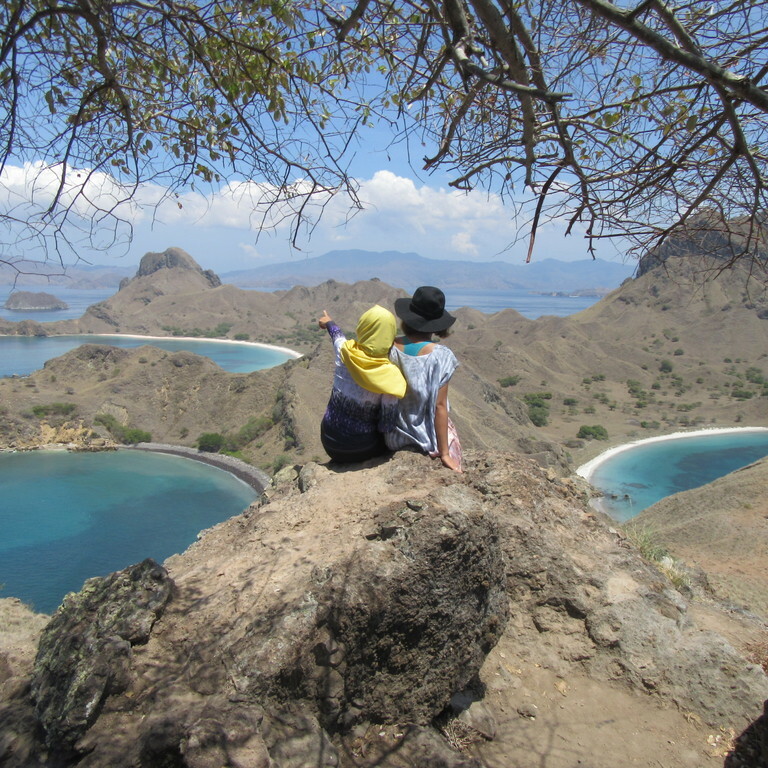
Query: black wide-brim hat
xmin=394 ymin=286 xmax=456 ymax=333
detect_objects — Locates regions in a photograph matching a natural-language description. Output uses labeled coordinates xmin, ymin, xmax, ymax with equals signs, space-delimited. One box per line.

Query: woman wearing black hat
xmin=387 ymin=286 xmax=462 ymax=472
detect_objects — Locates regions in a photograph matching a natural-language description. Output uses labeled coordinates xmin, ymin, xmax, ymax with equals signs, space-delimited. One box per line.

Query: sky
xmin=2 ymin=123 xmax=631 ymax=276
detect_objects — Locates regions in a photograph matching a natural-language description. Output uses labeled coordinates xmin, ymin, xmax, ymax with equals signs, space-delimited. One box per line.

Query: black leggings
xmin=320 ymin=422 xmax=387 ymax=463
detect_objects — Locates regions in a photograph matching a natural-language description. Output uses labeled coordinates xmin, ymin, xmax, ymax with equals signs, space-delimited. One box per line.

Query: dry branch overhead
xmin=2 ymin=0 xmax=768 ymax=267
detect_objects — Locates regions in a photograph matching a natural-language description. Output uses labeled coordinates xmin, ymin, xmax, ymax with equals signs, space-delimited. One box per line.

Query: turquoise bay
xmin=580 ymin=429 xmax=768 ymax=523
xmin=0 ymin=334 xmax=297 ymax=377
xmin=0 ymin=450 xmax=258 ymax=614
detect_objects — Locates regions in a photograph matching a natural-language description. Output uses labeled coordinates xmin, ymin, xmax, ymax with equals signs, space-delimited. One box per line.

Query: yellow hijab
xmin=340 ymin=305 xmax=407 ymax=398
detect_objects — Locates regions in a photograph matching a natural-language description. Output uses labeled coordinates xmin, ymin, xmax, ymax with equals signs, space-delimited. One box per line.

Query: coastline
xmin=126 ymin=442 xmax=272 ymax=493
xmin=0 ymin=442 xmax=272 ymax=494
xmin=576 ymin=426 xmax=768 ymax=483
xmin=0 ymin=331 xmax=303 ymax=360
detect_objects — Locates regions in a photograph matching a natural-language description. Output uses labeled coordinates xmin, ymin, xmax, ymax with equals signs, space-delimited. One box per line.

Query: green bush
xmin=576 ymin=424 xmax=609 ymax=440
xmin=94 ymin=413 xmax=152 ymax=445
xmin=272 ymin=454 xmax=292 ymax=473
xmin=121 ymin=428 xmax=152 ymax=444
xmin=523 ymin=392 xmax=552 ymax=405
xmin=659 ymin=359 xmax=673 ymax=373
xmin=498 ymin=375 xmax=521 ymax=388
xmin=213 ymin=322 xmax=233 ymax=337
xmin=528 ymin=404 xmax=549 ymax=427
xmin=31 ymin=402 xmax=76 ymax=418
xmin=197 ymin=432 xmax=226 ymax=452
xmin=522 ymin=392 xmax=551 ymax=427
xmin=237 ymin=416 xmax=273 ymax=445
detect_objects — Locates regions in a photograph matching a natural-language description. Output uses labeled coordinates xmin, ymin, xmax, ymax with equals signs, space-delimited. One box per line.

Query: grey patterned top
xmin=384 ymin=344 xmax=459 ymax=455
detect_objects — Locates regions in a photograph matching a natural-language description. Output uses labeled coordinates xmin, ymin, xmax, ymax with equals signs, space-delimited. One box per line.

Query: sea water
xmin=0 ymin=334 xmax=296 ymax=377
xmin=585 ymin=430 xmax=768 ymax=522
xmin=0 ymin=450 xmax=258 ymax=614
xmin=0 ymin=287 xmax=596 ymax=377
xmin=446 ymin=288 xmax=602 ymax=317
xmin=0 ymin=285 xmax=603 ymax=323
xmin=0 ymin=287 xmax=116 ymax=322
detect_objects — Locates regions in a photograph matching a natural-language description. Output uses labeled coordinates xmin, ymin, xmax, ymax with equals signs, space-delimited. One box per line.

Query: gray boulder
xmin=30 ymin=559 xmax=173 ymax=753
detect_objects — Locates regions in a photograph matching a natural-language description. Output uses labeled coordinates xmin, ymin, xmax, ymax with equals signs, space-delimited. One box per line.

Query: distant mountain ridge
xmin=222 ymin=250 xmax=636 ymax=292
xmin=0 ymin=260 xmax=133 ymax=289
xmin=1 ymin=250 xmax=635 ymax=293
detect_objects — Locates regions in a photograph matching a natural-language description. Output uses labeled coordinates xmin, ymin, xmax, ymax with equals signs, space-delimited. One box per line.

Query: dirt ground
xmin=1 ymin=450 xmax=765 ymax=768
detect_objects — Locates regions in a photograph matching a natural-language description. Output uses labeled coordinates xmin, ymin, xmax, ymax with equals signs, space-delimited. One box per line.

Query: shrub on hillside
xmin=498 ymin=375 xmax=521 ymax=388
xmin=197 ymin=432 xmax=226 ymax=452
xmin=121 ymin=428 xmax=152 ymax=444
xmin=523 ymin=392 xmax=551 ymax=427
xmin=31 ymin=402 xmax=76 ymax=418
xmin=95 ymin=413 xmax=151 ymax=444
xmin=236 ymin=416 xmax=273 ymax=445
xmin=577 ymin=424 xmax=609 ymax=440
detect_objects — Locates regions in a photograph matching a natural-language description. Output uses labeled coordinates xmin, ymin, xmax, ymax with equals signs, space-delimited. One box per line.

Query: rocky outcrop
xmin=31 ymin=559 xmax=173 ymax=753
xmin=3 ymin=291 xmax=67 ymax=311
xmin=1 ymin=450 xmax=766 ymax=767
xmin=3 ymin=452 xmax=509 ymax=766
xmin=121 ymin=247 xmax=221 ymax=290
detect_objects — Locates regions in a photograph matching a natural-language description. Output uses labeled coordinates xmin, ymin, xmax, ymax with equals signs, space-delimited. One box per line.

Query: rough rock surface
xmin=130 ymin=246 xmax=221 ymax=288
xmin=1 ymin=451 xmax=767 ymax=768
xmin=3 ymin=291 xmax=68 ymax=311
xmin=31 ymin=559 xmax=173 ymax=752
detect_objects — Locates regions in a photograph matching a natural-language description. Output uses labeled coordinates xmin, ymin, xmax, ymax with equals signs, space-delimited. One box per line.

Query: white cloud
xmin=1 ymin=161 xmax=600 ymax=270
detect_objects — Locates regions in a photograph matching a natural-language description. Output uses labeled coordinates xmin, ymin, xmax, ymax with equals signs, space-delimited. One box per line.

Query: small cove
xmin=0 ymin=450 xmax=259 ymax=614
xmin=0 ymin=333 xmax=299 ymax=377
xmin=578 ymin=428 xmax=768 ymax=522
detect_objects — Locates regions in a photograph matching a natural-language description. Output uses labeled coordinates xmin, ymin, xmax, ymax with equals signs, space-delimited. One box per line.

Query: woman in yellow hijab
xmin=318 ymin=305 xmax=406 ymax=462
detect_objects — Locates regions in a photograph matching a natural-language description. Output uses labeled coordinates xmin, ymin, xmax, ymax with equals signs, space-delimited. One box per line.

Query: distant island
xmin=3 ymin=290 xmax=68 ymax=311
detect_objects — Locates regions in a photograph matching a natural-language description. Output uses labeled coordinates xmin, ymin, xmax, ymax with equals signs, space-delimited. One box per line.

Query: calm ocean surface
xmin=585 ymin=430 xmax=768 ymax=522
xmin=0 ymin=285 xmax=602 ymax=323
xmin=0 ymin=450 xmax=258 ymax=614
xmin=1 ymin=286 xmax=594 ymax=377
xmin=0 ymin=335 xmax=295 ymax=377
xmin=0 ymin=287 xmax=116 ymax=322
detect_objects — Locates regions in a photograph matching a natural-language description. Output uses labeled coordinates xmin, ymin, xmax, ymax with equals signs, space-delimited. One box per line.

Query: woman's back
xmin=385 ymin=342 xmax=458 ymax=454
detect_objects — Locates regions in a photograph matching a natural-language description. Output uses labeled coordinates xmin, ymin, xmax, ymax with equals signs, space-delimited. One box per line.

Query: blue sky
xmin=3 ymin=120 xmax=630 ymax=275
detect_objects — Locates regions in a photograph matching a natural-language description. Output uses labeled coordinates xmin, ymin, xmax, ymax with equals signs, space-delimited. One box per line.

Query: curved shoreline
xmin=0 ymin=442 xmax=272 ymax=494
xmin=126 ymin=442 xmax=271 ymax=493
xmin=0 ymin=331 xmax=303 ymax=360
xmin=576 ymin=426 xmax=768 ymax=483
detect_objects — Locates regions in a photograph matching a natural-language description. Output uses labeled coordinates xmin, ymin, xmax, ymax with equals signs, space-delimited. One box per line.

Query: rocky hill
xmin=2 ymin=451 xmax=767 ymax=767
xmin=0 ymin=249 xmax=567 ymax=473
xmin=3 ymin=291 xmax=68 ymax=311
xmin=633 ymin=455 xmax=768 ymax=624
xmin=2 ymin=246 xmax=768 ymax=766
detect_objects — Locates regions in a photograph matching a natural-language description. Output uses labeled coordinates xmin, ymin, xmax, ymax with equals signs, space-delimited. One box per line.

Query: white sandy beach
xmin=576 ymin=426 xmax=768 ymax=483
xmin=88 ymin=333 xmax=304 ymax=358
xmin=0 ymin=332 xmax=303 ymax=359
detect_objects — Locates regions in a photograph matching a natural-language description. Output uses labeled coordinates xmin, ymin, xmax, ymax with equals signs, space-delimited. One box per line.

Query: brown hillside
xmin=633 ymin=456 xmax=768 ymax=623
xmin=2 ymin=246 xmax=767 ymax=474
xmin=447 ymin=256 xmax=768 ymax=467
